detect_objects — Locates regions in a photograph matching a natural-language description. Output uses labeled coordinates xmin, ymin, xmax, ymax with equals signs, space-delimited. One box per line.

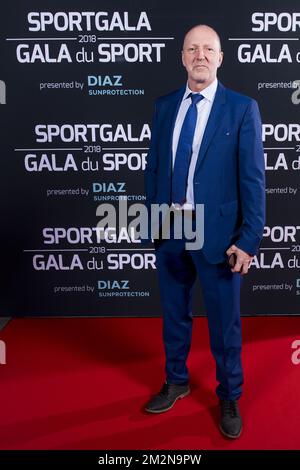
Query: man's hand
xmin=226 ymin=245 xmax=254 ymax=275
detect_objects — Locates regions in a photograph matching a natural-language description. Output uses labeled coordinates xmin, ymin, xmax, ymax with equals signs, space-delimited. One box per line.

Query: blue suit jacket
xmin=144 ymin=81 xmax=266 ymax=264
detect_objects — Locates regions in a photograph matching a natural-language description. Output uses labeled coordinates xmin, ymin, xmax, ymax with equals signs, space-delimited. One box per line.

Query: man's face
xmin=182 ymin=26 xmax=223 ymax=90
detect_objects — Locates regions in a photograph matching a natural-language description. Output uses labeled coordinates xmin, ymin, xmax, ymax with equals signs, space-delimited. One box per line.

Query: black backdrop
xmin=0 ymin=0 xmax=299 ymax=316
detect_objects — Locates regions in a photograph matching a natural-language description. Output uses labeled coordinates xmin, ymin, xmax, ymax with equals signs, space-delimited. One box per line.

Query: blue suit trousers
xmin=154 ymin=217 xmax=243 ymax=401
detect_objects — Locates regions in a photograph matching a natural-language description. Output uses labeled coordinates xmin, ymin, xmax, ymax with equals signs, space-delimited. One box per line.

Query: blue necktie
xmin=172 ymin=93 xmax=204 ymax=205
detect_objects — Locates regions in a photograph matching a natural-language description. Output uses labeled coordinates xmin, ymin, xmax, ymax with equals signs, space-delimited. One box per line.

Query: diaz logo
xmin=0 ymin=80 xmax=6 ymax=104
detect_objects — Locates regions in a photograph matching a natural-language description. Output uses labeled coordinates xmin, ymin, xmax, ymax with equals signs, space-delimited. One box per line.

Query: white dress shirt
xmin=172 ymin=78 xmax=218 ymax=209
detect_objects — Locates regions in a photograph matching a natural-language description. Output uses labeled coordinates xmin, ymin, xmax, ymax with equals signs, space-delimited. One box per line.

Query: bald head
xmin=183 ymin=25 xmax=222 ymax=52
xmin=181 ymin=24 xmax=223 ymax=92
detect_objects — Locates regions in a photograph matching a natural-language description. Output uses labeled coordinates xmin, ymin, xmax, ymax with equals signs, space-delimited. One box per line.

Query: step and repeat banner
xmin=0 ymin=0 xmax=299 ymax=316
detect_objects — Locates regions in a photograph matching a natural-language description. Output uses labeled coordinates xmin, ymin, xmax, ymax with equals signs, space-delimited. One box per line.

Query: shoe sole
xmin=219 ymin=424 xmax=243 ymax=439
xmin=145 ymin=389 xmax=190 ymax=414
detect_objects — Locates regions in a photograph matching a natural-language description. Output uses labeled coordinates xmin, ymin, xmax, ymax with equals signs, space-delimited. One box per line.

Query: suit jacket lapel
xmin=163 ymin=86 xmax=186 ymax=176
xmin=194 ymin=81 xmax=227 ymax=174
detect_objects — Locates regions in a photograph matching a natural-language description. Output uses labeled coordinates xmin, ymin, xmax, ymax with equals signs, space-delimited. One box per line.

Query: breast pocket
xmin=213 ymin=130 xmax=232 ymax=143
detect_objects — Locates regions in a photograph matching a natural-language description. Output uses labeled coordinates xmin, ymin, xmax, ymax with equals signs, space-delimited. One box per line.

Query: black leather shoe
xmin=219 ymin=399 xmax=243 ymax=439
xmin=145 ymin=382 xmax=190 ymax=413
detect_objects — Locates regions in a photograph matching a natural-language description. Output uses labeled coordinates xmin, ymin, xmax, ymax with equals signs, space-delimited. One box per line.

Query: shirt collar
xmin=183 ymin=78 xmax=218 ymax=102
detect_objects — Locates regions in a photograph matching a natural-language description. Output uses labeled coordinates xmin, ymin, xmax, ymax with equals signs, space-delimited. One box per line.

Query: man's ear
xmin=218 ymin=51 xmax=224 ymax=68
xmin=181 ymin=50 xmax=186 ymax=68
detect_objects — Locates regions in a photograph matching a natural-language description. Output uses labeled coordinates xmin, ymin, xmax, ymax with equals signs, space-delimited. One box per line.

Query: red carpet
xmin=0 ymin=317 xmax=299 ymax=449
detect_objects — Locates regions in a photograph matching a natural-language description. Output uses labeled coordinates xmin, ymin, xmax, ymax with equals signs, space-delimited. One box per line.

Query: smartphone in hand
xmin=227 ymin=253 xmax=237 ymax=268
xmin=227 ymin=253 xmax=244 ymax=273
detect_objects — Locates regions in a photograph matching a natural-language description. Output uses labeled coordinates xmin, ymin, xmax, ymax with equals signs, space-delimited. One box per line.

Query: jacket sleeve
xmin=235 ymin=99 xmax=266 ymax=256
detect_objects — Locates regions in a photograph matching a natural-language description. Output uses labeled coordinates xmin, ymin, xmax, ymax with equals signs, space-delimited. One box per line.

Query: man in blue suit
xmin=144 ymin=24 xmax=265 ymax=439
